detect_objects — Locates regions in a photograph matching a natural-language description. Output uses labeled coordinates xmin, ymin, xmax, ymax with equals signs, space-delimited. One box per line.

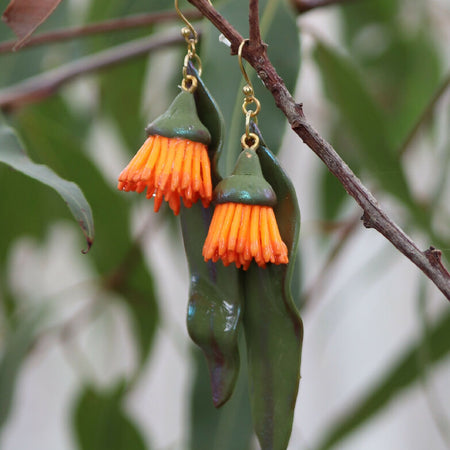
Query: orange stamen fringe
xmin=117 ymin=135 xmax=212 ymax=215
xmin=203 ymin=202 xmax=289 ymax=270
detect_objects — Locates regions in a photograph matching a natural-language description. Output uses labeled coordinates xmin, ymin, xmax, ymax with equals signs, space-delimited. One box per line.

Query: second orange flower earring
xmin=117 ymin=1 xmax=212 ymax=215
xmin=203 ymin=40 xmax=289 ymax=270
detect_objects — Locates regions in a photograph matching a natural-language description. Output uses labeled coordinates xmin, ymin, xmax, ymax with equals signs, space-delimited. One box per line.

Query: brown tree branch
xmin=0 ymin=9 xmax=201 ymax=54
xmin=0 ymin=29 xmax=184 ymax=110
xmin=291 ymin=0 xmax=359 ymax=14
xmin=187 ymin=0 xmax=450 ymax=300
xmin=249 ymin=0 xmax=262 ymax=48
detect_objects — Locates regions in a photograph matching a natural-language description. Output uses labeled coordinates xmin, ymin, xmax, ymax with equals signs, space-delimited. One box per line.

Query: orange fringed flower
xmin=117 ymin=134 xmax=212 ymax=215
xmin=202 ymin=202 xmax=288 ymax=270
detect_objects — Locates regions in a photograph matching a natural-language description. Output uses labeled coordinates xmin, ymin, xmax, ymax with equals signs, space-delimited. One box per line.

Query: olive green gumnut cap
xmin=145 ymin=90 xmax=211 ymax=145
xmin=214 ymin=149 xmax=277 ymax=206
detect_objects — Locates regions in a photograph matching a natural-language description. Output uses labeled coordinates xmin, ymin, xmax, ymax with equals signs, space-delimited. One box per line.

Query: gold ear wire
xmin=238 ymin=39 xmax=260 ymax=149
xmin=175 ymin=0 xmax=198 ymax=43
xmin=175 ymin=0 xmax=203 ymax=92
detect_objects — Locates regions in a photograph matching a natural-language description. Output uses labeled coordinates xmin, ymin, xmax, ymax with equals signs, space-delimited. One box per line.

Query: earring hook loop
xmin=238 ymin=39 xmax=260 ymax=150
xmin=175 ymin=0 xmax=198 ymax=43
xmin=238 ymin=39 xmax=252 ymax=91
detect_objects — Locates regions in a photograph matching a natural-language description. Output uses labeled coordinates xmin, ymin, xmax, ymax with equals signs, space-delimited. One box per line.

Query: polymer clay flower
xmin=203 ymin=149 xmax=288 ymax=270
xmin=118 ymin=90 xmax=212 ymax=215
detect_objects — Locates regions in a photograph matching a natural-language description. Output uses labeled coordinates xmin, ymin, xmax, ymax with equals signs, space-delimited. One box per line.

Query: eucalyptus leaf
xmin=2 ymin=0 xmax=63 ymax=46
xmin=243 ymin=124 xmax=303 ymax=450
xmin=181 ymin=69 xmax=242 ymax=407
xmin=0 ymin=121 xmax=94 ymax=252
xmin=340 ymin=0 xmax=442 ymax=150
xmin=99 ymin=60 xmax=148 ymax=152
xmin=313 ymin=41 xmax=412 ymax=206
xmin=316 ymin=308 xmax=450 ymax=450
xmin=73 ymin=384 xmax=148 ymax=450
xmin=190 ymin=348 xmax=253 ymax=450
xmin=0 ymin=307 xmax=44 ymax=431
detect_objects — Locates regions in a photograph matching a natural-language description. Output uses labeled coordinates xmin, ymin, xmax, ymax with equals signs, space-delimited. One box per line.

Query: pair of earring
xmin=117 ymin=5 xmax=288 ymax=271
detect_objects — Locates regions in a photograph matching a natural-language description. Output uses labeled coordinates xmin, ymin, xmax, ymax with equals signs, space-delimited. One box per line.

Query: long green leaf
xmin=189 ymin=348 xmax=253 ymax=450
xmin=182 ymin=69 xmax=243 ymax=407
xmin=0 ymin=307 xmax=44 ymax=431
xmin=0 ymin=121 xmax=94 ymax=252
xmin=73 ymin=384 xmax=148 ymax=450
xmin=316 ymin=308 xmax=450 ymax=450
xmin=243 ymin=125 xmax=303 ymax=450
xmin=313 ymin=42 xmax=413 ymax=206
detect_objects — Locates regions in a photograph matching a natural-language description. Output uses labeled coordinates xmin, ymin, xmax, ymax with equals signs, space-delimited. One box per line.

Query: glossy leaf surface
xmin=181 ymin=70 xmax=242 ymax=407
xmin=190 ymin=347 xmax=253 ymax=450
xmin=0 ymin=120 xmax=94 ymax=252
xmin=243 ymin=125 xmax=303 ymax=450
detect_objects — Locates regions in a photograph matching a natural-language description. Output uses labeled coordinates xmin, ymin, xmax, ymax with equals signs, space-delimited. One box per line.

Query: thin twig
xmin=399 ymin=73 xmax=450 ymax=156
xmin=291 ymin=0 xmax=358 ymax=14
xmin=0 ymin=9 xmax=202 ymax=54
xmin=187 ymin=0 xmax=450 ymax=300
xmin=249 ymin=0 xmax=262 ymax=48
xmin=0 ymin=29 xmax=184 ymax=111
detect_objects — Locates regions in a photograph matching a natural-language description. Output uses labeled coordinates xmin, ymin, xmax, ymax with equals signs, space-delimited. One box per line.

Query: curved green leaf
xmin=181 ymin=70 xmax=243 ymax=407
xmin=313 ymin=41 xmax=413 ymax=205
xmin=316 ymin=308 xmax=450 ymax=450
xmin=0 ymin=307 xmax=44 ymax=431
xmin=73 ymin=384 xmax=147 ymax=450
xmin=243 ymin=124 xmax=303 ymax=450
xmin=190 ymin=347 xmax=253 ymax=450
xmin=0 ymin=121 xmax=94 ymax=252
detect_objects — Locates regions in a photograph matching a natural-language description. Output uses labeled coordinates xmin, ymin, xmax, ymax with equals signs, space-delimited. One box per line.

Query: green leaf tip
xmin=0 ymin=122 xmax=95 ymax=252
xmin=145 ymin=90 xmax=211 ymax=145
xmin=187 ymin=273 xmax=241 ymax=408
xmin=179 ymin=68 xmax=242 ymax=408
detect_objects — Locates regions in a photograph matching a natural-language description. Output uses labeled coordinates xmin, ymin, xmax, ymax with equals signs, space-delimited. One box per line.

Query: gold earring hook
xmin=175 ymin=0 xmax=198 ymax=43
xmin=238 ymin=39 xmax=252 ymax=91
xmin=238 ymin=39 xmax=260 ymax=150
xmin=238 ymin=39 xmax=261 ymax=120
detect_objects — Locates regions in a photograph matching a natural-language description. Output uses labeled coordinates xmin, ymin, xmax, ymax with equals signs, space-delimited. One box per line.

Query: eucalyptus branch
xmin=249 ymin=0 xmax=262 ymax=48
xmin=187 ymin=0 xmax=450 ymax=300
xmin=291 ymin=0 xmax=358 ymax=14
xmin=0 ymin=9 xmax=201 ymax=54
xmin=0 ymin=29 xmax=184 ymax=110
